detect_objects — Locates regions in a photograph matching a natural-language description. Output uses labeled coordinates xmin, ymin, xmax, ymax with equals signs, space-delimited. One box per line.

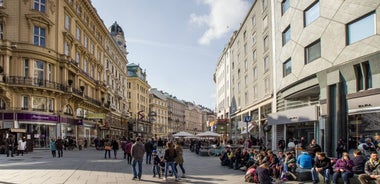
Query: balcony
xmin=4 ymin=76 xmax=67 ymax=92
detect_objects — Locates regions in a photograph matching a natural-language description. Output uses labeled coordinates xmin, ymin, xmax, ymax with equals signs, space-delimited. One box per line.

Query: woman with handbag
xmin=104 ymin=140 xmax=111 ymax=159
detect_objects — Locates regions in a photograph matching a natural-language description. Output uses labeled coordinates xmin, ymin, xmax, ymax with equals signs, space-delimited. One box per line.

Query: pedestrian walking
xmin=104 ymin=140 xmax=111 ymax=159
xmin=174 ymin=141 xmax=186 ymax=178
xmin=126 ymin=140 xmax=133 ymax=164
xmin=131 ymin=137 xmax=145 ymax=180
xmin=145 ymin=139 xmax=154 ymax=164
xmin=152 ymin=150 xmax=161 ymax=178
xmin=50 ymin=138 xmax=57 ymax=158
xmin=56 ymin=136 xmax=64 ymax=158
xmin=111 ymin=138 xmax=119 ymax=159
xmin=163 ymin=141 xmax=179 ymax=181
xmin=5 ymin=135 xmax=15 ymax=157
xmin=17 ymin=137 xmax=26 ymax=156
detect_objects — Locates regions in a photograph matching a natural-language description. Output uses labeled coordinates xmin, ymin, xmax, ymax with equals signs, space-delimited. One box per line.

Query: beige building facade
xmin=127 ymin=63 xmax=151 ymax=139
xmin=149 ymin=88 xmax=168 ymax=138
xmin=0 ymin=0 xmax=128 ymax=149
xmin=215 ymin=0 xmax=274 ymax=143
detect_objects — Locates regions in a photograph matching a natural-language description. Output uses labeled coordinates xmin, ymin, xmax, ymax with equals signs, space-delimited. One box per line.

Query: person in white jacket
xmin=17 ymin=137 xmax=27 ymax=156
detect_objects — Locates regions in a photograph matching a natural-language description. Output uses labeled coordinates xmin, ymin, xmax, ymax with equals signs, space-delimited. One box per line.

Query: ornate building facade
xmin=0 ymin=0 xmax=128 ymax=148
xmin=127 ymin=63 xmax=151 ymax=139
xmin=149 ymin=88 xmax=168 ymax=138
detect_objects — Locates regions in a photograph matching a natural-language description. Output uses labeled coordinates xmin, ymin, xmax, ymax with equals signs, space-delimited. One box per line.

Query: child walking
xmin=152 ymin=150 xmax=161 ymax=178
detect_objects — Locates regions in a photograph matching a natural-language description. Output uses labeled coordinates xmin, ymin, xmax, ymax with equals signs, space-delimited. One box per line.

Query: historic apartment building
xmin=215 ymin=0 xmax=274 ymax=142
xmin=149 ymin=88 xmax=168 ymax=138
xmin=126 ymin=63 xmax=151 ymax=139
xmin=216 ymin=0 xmax=380 ymax=155
xmin=0 ymin=0 xmax=129 ymax=149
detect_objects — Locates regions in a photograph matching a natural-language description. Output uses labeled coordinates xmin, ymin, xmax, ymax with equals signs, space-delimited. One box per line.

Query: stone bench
xmin=295 ymin=167 xmax=312 ymax=181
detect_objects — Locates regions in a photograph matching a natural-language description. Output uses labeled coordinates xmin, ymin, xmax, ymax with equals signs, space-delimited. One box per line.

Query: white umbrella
xmin=172 ymin=131 xmax=195 ymax=137
xmin=196 ymin=131 xmax=221 ymax=137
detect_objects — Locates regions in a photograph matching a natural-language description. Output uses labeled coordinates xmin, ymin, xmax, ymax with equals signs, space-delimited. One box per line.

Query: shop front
xmin=16 ymin=113 xmax=58 ymax=149
xmin=347 ymin=92 xmax=380 ymax=150
xmin=268 ymin=105 xmax=319 ymax=150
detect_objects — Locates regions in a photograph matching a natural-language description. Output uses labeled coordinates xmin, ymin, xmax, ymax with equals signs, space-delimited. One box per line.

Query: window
xmin=83 ymin=58 xmax=87 ymax=73
xmin=48 ymin=98 xmax=54 ymax=112
xmin=24 ymin=59 xmax=29 ymax=78
xmin=244 ymin=75 xmax=248 ymax=86
xmin=84 ymin=34 xmax=88 ymax=48
xmin=262 ymin=0 xmax=268 ymax=11
xmin=22 ymin=96 xmax=29 ymax=109
xmin=264 ymin=36 xmax=269 ymax=51
xmin=34 ymin=0 xmax=46 ymax=13
xmin=253 ymin=50 xmax=257 ymax=61
xmin=263 ymin=16 xmax=268 ymax=29
xmin=245 ymin=92 xmax=249 ymax=105
xmin=65 ymin=14 xmax=71 ymax=30
xmin=244 ymin=60 xmax=248 ymax=71
xmin=305 ymin=39 xmax=321 ymax=64
xmin=264 ymin=56 xmax=269 ymax=72
xmin=283 ymin=58 xmax=292 ymax=77
xmin=75 ymin=51 xmax=80 ymax=64
xmin=252 ymin=32 xmax=257 ymax=44
xmin=264 ymin=78 xmax=270 ymax=95
xmin=253 ymin=66 xmax=258 ymax=81
xmin=354 ymin=61 xmax=372 ymax=91
xmin=76 ymin=5 xmax=82 ymax=17
xmin=282 ymin=26 xmax=291 ymax=46
xmin=34 ymin=26 xmax=46 ymax=47
xmin=282 ymin=0 xmax=290 ymax=15
xmin=76 ymin=27 xmax=81 ymax=41
xmin=253 ymin=85 xmax=258 ymax=100
xmin=34 ymin=60 xmax=44 ymax=86
xmin=347 ymin=12 xmax=375 ymax=45
xmin=0 ymin=23 xmax=3 ymax=40
xmin=90 ymin=64 xmax=94 ymax=78
xmin=64 ymin=41 xmax=70 ymax=56
xmin=251 ymin=15 xmax=256 ymax=26
xmin=304 ymin=1 xmax=320 ymax=26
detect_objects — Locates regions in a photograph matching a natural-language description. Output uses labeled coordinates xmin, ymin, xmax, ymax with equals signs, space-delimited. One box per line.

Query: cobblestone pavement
xmin=0 ymin=148 xmax=312 ymax=184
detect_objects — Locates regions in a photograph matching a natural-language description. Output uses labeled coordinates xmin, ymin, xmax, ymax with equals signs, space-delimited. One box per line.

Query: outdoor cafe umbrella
xmin=172 ymin=131 xmax=195 ymax=137
xmin=196 ymin=131 xmax=221 ymax=137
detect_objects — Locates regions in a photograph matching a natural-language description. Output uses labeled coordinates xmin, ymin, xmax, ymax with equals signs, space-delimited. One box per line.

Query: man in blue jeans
xmin=311 ymin=152 xmax=332 ymax=184
xmin=131 ymin=137 xmax=145 ymax=180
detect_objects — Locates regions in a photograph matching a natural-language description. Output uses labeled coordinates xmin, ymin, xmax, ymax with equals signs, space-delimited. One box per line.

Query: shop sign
xmin=87 ymin=113 xmax=105 ymax=119
xmin=17 ymin=113 xmax=58 ymax=122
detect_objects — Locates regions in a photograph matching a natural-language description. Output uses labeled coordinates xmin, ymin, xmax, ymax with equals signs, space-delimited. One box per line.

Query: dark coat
xmin=352 ymin=155 xmax=366 ymax=174
xmin=256 ymin=166 xmax=272 ymax=184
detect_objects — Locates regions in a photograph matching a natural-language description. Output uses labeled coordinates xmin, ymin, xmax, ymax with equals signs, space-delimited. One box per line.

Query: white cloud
xmin=190 ymin=0 xmax=251 ymax=45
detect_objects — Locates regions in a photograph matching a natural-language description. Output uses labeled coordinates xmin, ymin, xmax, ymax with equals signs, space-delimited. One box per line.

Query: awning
xmin=268 ymin=105 xmax=318 ymax=125
xmin=348 ymin=106 xmax=380 ymax=115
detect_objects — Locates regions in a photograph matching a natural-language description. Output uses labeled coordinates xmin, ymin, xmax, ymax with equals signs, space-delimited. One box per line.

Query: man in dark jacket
xmin=145 ymin=139 xmax=154 ymax=164
xmin=311 ymin=152 xmax=332 ymax=184
xmin=6 ymin=135 xmax=15 ymax=157
xmin=55 ymin=136 xmax=64 ymax=158
xmin=307 ymin=139 xmax=322 ymax=158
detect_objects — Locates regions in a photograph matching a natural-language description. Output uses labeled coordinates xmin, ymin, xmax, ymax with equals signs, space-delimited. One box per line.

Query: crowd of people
xmin=219 ymin=136 xmax=380 ymax=184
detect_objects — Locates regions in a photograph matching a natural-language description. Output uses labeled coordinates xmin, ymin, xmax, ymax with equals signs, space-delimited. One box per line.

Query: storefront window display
xmin=348 ymin=112 xmax=380 ymax=149
xmin=20 ymin=124 xmax=56 ymax=148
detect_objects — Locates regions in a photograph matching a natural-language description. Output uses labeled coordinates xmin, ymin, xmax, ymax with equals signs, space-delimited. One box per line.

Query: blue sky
xmin=91 ymin=0 xmax=252 ymax=109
